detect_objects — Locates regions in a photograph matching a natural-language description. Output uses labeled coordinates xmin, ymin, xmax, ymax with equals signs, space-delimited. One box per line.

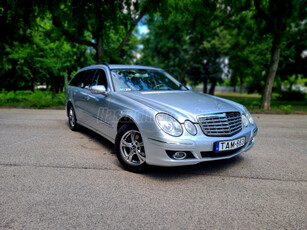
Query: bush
xmin=279 ymin=105 xmax=292 ymax=114
xmin=15 ymin=90 xmax=32 ymax=96
xmin=0 ymin=90 xmax=65 ymax=108
xmin=29 ymin=90 xmax=47 ymax=100
xmin=247 ymin=100 xmax=261 ymax=110
xmin=251 ymin=100 xmax=261 ymax=107
xmin=271 ymin=92 xmax=280 ymax=100
xmin=5 ymin=91 xmax=21 ymax=103
xmin=54 ymin=93 xmax=65 ymax=104
xmin=278 ymin=90 xmax=306 ymax=101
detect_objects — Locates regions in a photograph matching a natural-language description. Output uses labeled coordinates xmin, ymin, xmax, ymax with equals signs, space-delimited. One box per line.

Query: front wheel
xmin=115 ymin=124 xmax=148 ymax=172
xmin=68 ymin=105 xmax=79 ymax=131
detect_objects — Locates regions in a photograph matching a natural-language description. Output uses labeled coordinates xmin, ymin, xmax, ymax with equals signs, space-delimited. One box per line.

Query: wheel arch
xmin=117 ymin=115 xmax=140 ymax=132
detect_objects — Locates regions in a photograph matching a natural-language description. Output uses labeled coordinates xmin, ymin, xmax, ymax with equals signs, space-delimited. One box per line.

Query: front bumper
xmin=144 ymin=125 xmax=258 ymax=167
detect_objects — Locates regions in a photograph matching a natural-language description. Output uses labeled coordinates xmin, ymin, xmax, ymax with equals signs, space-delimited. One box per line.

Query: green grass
xmin=215 ymin=92 xmax=307 ymax=114
xmin=0 ymin=90 xmax=65 ymax=109
xmin=0 ymin=90 xmax=306 ymax=114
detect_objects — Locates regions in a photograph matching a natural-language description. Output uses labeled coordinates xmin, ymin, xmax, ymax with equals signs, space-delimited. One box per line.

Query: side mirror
xmin=186 ymin=85 xmax=192 ymax=90
xmin=90 ymin=85 xmax=108 ymax=95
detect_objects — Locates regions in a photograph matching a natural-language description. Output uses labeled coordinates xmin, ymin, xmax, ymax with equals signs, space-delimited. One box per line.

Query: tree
xmin=227 ymin=9 xmax=271 ymax=94
xmin=1 ymin=0 xmax=160 ymax=92
xmin=253 ymin=0 xmax=300 ymax=110
xmin=139 ymin=0 xmax=231 ymax=94
xmin=277 ymin=13 xmax=307 ymax=92
xmin=3 ymin=15 xmax=88 ymax=94
xmin=0 ymin=0 xmax=43 ymax=90
xmin=47 ymin=0 xmax=162 ymax=63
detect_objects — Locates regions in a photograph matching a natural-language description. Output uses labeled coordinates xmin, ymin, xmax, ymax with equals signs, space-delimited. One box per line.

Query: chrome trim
xmin=148 ymin=138 xmax=193 ymax=146
xmin=198 ymin=112 xmax=242 ymax=137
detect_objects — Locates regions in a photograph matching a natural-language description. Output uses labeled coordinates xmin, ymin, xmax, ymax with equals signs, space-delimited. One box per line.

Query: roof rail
xmin=86 ymin=61 xmax=112 ymax=72
xmin=95 ymin=61 xmax=110 ymax=68
xmin=94 ymin=61 xmax=113 ymax=74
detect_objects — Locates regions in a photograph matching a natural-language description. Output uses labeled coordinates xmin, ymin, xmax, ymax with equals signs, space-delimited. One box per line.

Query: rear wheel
xmin=115 ymin=124 xmax=147 ymax=172
xmin=68 ymin=105 xmax=78 ymax=131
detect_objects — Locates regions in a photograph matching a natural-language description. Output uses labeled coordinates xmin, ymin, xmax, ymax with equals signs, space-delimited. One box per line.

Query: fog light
xmin=173 ymin=151 xmax=187 ymax=160
xmin=166 ymin=150 xmax=195 ymax=159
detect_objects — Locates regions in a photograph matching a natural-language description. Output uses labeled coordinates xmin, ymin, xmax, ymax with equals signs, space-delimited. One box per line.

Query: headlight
xmin=184 ymin=120 xmax=197 ymax=136
xmin=244 ymin=107 xmax=254 ymax=125
xmin=242 ymin=114 xmax=249 ymax=127
xmin=155 ymin=113 xmax=183 ymax=137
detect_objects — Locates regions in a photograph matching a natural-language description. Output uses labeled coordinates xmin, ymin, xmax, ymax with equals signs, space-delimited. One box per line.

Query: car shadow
xmin=66 ymin=122 xmax=115 ymax=154
xmin=66 ymin=121 xmax=244 ymax=179
xmin=144 ymin=156 xmax=244 ymax=180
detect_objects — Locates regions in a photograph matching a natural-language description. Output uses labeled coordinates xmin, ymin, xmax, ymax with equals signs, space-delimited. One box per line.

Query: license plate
xmin=215 ymin=137 xmax=245 ymax=152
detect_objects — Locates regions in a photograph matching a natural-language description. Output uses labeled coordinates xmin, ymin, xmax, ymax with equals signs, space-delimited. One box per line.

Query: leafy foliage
xmin=1 ymin=14 xmax=90 ymax=93
xmin=0 ymin=0 xmax=305 ymax=110
xmin=139 ymin=0 xmax=233 ymax=93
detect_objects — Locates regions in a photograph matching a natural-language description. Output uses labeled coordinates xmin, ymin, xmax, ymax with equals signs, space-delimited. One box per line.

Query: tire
xmin=115 ymin=124 xmax=148 ymax=172
xmin=68 ymin=105 xmax=79 ymax=131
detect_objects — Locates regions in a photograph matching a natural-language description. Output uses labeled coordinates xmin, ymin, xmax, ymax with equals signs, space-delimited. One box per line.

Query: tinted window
xmin=69 ymin=71 xmax=85 ymax=87
xmin=93 ymin=69 xmax=108 ymax=89
xmin=82 ymin=69 xmax=96 ymax=88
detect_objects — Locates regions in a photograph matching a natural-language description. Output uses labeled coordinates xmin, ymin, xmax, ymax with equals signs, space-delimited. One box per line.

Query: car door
xmin=77 ymin=69 xmax=97 ymax=126
xmin=85 ymin=68 xmax=114 ymax=139
xmin=69 ymin=71 xmax=86 ymax=122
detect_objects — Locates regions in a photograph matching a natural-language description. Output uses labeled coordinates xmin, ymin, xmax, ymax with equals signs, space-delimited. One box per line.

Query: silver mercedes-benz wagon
xmin=65 ymin=64 xmax=257 ymax=172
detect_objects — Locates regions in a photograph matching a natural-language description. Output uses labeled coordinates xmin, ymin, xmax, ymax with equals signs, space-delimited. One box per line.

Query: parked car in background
xmin=65 ymin=64 xmax=257 ymax=172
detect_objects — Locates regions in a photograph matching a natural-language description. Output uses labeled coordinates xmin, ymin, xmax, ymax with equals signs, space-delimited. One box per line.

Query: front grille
xmin=198 ymin=112 xmax=242 ymax=137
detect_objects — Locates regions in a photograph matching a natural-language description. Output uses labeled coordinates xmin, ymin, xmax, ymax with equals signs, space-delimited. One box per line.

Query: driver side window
xmin=82 ymin=69 xmax=96 ymax=89
xmin=93 ymin=69 xmax=108 ymax=89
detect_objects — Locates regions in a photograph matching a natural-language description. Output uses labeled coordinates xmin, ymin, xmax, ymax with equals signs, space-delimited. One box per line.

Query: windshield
xmin=111 ymin=69 xmax=187 ymax=92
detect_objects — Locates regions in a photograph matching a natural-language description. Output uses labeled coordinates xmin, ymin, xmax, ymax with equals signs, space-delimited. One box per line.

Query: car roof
xmin=79 ymin=64 xmax=162 ymax=72
xmin=108 ymin=64 xmax=161 ymax=70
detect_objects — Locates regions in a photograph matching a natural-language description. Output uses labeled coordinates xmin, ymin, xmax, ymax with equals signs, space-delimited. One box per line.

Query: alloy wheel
xmin=69 ymin=107 xmax=75 ymax=128
xmin=120 ymin=130 xmax=145 ymax=166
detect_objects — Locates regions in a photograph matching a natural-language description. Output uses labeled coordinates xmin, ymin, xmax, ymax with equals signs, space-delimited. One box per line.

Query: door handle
xmin=86 ymin=95 xmax=90 ymax=101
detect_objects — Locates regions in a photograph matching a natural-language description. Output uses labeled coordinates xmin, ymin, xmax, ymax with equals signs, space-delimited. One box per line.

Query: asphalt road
xmin=0 ymin=109 xmax=306 ymax=229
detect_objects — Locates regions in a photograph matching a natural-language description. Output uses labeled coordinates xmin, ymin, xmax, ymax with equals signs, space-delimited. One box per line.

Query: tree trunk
xmin=51 ymin=75 xmax=62 ymax=98
xmin=31 ymin=80 xmax=35 ymax=92
xmin=261 ymin=35 xmax=281 ymax=110
xmin=97 ymin=33 xmax=104 ymax=62
xmin=51 ymin=75 xmax=57 ymax=99
xmin=209 ymin=79 xmax=216 ymax=95
xmin=64 ymin=75 xmax=68 ymax=86
xmin=203 ymin=76 xmax=208 ymax=94
xmin=115 ymin=9 xmax=147 ymax=53
xmin=240 ymin=77 xmax=244 ymax=94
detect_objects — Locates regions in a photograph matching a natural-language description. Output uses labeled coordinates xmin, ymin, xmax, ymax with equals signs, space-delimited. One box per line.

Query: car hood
xmin=123 ymin=91 xmax=243 ymax=123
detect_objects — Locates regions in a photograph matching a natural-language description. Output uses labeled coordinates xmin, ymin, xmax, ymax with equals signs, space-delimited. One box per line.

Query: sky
xmin=137 ymin=25 xmax=149 ymax=35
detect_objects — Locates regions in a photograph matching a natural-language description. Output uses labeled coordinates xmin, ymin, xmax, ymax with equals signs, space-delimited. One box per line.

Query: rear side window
xmin=93 ymin=69 xmax=108 ymax=89
xmin=69 ymin=71 xmax=85 ymax=87
xmin=82 ymin=69 xmax=96 ymax=88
